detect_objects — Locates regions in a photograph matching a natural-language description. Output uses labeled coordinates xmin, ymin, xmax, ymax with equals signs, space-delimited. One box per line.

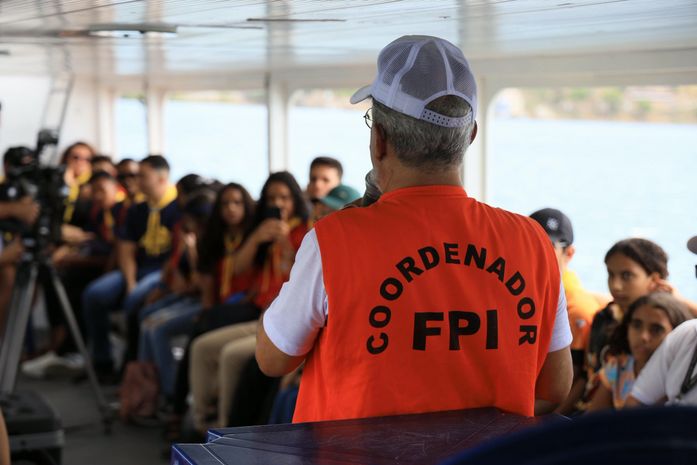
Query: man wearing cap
xmin=530 ymin=208 xmax=606 ymax=414
xmin=257 ymin=35 xmax=572 ymax=422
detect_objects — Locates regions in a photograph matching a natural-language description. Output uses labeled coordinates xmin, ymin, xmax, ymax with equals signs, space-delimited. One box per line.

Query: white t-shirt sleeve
xmin=548 ymin=281 xmax=573 ymax=352
xmin=262 ymin=229 xmax=328 ymax=357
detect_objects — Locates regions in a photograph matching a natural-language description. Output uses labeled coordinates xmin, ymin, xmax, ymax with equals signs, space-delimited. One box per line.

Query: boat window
xmin=115 ymin=94 xmax=148 ymax=161
xmin=163 ymin=90 xmax=268 ymax=196
xmin=288 ymin=89 xmax=372 ymax=193
xmin=488 ymin=86 xmax=697 ymax=301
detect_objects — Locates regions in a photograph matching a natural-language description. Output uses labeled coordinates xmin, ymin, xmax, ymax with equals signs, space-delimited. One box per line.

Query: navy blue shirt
xmin=118 ymin=199 xmax=181 ymax=270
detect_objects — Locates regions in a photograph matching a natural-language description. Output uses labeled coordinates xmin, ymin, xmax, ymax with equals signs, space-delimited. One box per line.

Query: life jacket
xmin=294 ymin=185 xmax=560 ymax=422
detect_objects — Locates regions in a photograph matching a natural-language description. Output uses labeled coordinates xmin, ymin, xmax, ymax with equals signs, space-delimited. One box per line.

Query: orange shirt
xmin=252 ymin=220 xmax=309 ymax=310
xmin=294 ymin=185 xmax=560 ymax=422
xmin=563 ymin=270 xmax=601 ymax=352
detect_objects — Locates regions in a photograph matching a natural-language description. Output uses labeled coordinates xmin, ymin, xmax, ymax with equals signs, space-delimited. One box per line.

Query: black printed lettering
xmin=519 ymin=325 xmax=537 ymax=345
xmin=380 ymin=277 xmax=403 ymax=301
xmin=505 ymin=272 xmax=525 ymax=296
xmin=486 ymin=257 xmax=506 ymax=282
xmin=367 ymin=333 xmax=389 ymax=354
xmin=444 ymin=242 xmax=460 ymax=264
xmin=413 ymin=312 xmax=444 ymax=350
xmin=369 ymin=306 xmax=391 ymax=329
xmin=464 ymin=244 xmax=487 ymax=269
xmin=448 ymin=311 xmax=480 ymax=350
xmin=418 ymin=246 xmax=440 ymax=270
xmin=486 ymin=309 xmax=498 ymax=349
xmin=517 ymin=297 xmax=536 ymax=319
xmin=396 ymin=256 xmax=423 ymax=283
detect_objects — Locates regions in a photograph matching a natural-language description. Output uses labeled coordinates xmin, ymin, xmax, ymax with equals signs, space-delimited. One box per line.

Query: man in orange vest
xmin=256 ymin=35 xmax=572 ymax=422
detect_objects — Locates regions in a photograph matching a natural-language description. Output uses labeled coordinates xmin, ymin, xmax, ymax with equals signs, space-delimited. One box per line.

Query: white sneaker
xmin=21 ymin=351 xmax=86 ymax=378
xmin=21 ymin=351 xmax=61 ymax=379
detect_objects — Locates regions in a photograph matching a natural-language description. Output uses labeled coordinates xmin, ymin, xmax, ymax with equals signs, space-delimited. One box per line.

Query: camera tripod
xmin=0 ymin=245 xmax=115 ymax=433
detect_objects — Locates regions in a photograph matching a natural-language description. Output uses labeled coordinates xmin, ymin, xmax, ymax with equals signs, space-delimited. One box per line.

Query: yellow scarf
xmin=139 ymin=185 xmax=178 ymax=256
xmin=103 ymin=208 xmax=115 ymax=242
xmin=260 ymin=217 xmax=302 ymax=293
xmin=219 ymin=233 xmax=243 ymax=300
xmin=63 ymin=170 xmax=92 ymax=223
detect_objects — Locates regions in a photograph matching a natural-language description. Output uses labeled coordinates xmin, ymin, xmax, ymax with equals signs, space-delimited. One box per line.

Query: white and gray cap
xmin=350 ymin=35 xmax=477 ymax=128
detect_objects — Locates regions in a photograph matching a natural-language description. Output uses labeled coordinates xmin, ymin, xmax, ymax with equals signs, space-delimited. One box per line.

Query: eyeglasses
xmin=363 ymin=107 xmax=373 ymax=129
xmin=117 ymin=172 xmax=137 ymax=180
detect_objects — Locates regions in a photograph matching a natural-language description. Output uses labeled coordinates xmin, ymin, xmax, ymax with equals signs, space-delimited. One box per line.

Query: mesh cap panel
xmin=351 ymin=35 xmax=477 ymax=127
xmin=381 ymin=44 xmax=412 ymax=88
xmin=398 ymin=41 xmax=448 ymax=101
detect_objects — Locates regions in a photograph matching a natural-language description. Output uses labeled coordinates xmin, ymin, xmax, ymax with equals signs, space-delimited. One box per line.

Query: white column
xmin=266 ymin=73 xmax=289 ymax=172
xmin=145 ymin=87 xmax=165 ymax=155
xmin=463 ymin=76 xmax=490 ymax=202
xmin=95 ymin=84 xmax=115 ymax=156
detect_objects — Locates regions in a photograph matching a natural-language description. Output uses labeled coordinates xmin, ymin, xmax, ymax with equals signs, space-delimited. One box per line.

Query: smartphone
xmin=262 ymin=206 xmax=282 ymax=220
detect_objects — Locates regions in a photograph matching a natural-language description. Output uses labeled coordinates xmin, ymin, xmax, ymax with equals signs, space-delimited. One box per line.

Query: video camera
xmin=0 ymin=130 xmax=68 ymax=254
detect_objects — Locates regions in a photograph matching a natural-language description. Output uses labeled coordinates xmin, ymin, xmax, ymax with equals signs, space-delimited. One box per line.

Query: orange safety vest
xmin=293 ymin=185 xmax=560 ymax=422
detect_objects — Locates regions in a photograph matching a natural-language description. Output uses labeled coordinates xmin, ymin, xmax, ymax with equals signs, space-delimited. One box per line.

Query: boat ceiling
xmin=0 ymin=0 xmax=696 ymax=84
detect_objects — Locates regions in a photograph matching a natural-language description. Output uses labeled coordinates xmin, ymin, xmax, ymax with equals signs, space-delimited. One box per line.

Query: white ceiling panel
xmin=0 ymin=0 xmax=695 ymax=80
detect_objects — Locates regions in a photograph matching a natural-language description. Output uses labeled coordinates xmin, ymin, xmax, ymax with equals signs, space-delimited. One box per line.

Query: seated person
xmin=189 ymin=172 xmax=311 ymax=434
xmin=115 ymin=158 xmax=143 ymax=224
xmin=306 ymin=156 xmax=342 ymax=222
xmin=164 ymin=182 xmax=257 ymax=440
xmin=81 ymin=155 xmax=179 ymax=380
xmin=626 ymin=237 xmax=697 ymax=407
xmin=60 ymin=142 xmax=95 ymax=224
xmin=0 ymin=147 xmax=39 ymax=329
xmin=91 ymin=155 xmax=117 ymax=178
xmin=587 ymin=292 xmax=691 ymax=411
xmin=23 ymin=172 xmax=123 ymax=377
xmin=530 ymin=208 xmax=608 ymax=415
xmin=137 ymin=192 xmax=214 ymax=400
xmin=627 ymin=319 xmax=697 ymax=407
xmin=583 ymin=239 xmax=697 ymax=409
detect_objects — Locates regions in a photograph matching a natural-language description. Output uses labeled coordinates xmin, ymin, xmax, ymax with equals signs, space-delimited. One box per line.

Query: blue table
xmin=172 ymin=408 xmax=551 ymax=465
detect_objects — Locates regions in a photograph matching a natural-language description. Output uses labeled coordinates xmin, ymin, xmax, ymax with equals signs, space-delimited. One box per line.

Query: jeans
xmin=139 ymin=297 xmax=201 ymax=397
xmin=82 ymin=269 xmax=162 ymax=368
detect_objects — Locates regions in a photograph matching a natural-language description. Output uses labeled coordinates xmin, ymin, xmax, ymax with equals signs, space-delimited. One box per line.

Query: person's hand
xmin=652 ymin=278 xmax=678 ymax=296
xmin=182 ymin=232 xmax=197 ymax=250
xmin=52 ymin=245 xmax=76 ymax=267
xmin=11 ymin=197 xmax=39 ymax=225
xmin=61 ymin=224 xmax=95 ymax=245
xmin=169 ymin=272 xmax=189 ymax=295
xmin=144 ymin=287 xmax=166 ymax=306
xmin=253 ymin=219 xmax=289 ymax=244
xmin=126 ymin=280 xmax=136 ymax=296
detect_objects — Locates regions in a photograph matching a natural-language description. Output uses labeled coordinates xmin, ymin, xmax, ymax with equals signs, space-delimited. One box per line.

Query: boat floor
xmin=17 ymin=374 xmax=169 ymax=465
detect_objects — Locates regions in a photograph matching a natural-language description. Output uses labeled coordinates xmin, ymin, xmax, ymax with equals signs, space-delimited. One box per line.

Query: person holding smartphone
xmin=186 ymin=171 xmax=311 ymax=434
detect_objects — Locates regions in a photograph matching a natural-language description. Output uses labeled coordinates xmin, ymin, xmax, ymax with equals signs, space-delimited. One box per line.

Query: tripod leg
xmin=0 ymin=262 xmax=39 ymax=395
xmin=44 ymin=265 xmax=114 ymax=430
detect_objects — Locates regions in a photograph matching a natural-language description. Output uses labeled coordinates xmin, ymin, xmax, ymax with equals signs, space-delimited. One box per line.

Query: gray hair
xmin=371 ymin=96 xmax=475 ymax=172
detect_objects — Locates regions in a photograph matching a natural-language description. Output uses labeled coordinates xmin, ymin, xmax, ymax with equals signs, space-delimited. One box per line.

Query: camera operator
xmin=0 ymin=147 xmax=40 ymax=330
xmin=1 ymin=146 xmax=41 ymax=225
